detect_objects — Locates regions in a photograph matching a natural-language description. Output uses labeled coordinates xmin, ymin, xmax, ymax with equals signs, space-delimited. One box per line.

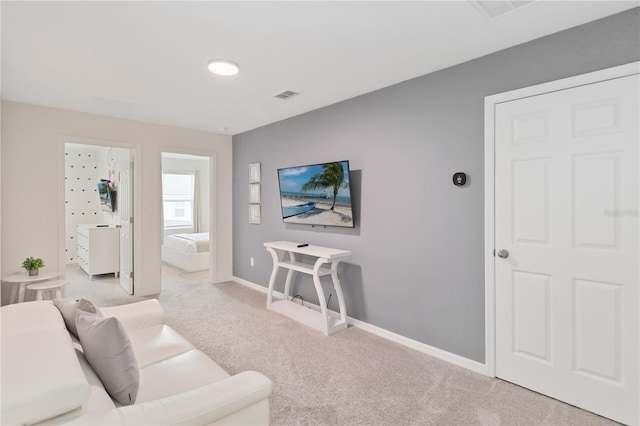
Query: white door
xmin=494 ymin=74 xmax=639 ymax=424
xmin=118 ymin=149 xmax=133 ymax=294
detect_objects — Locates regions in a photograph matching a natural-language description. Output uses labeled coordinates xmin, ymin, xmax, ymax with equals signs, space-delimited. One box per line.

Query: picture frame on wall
xmin=249 ymin=162 xmax=261 ymax=183
xmin=249 ymin=183 xmax=261 ymax=204
xmin=249 ymin=204 xmax=261 ymax=224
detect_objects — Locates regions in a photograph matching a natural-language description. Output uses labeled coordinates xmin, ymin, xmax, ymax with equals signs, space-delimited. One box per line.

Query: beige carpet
xmin=64 ymin=265 xmax=618 ymax=426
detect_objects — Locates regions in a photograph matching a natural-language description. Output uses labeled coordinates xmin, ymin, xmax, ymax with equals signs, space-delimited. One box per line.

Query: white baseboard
xmin=348 ymin=316 xmax=488 ymax=375
xmin=232 ymin=276 xmax=489 ymax=375
xmin=233 ymin=276 xmax=271 ymax=294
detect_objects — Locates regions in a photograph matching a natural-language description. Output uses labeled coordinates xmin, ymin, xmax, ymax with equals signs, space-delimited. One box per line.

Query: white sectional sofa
xmin=1 ymin=299 xmax=273 ymax=425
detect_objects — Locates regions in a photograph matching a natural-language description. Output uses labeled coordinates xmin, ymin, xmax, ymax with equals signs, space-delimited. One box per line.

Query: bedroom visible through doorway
xmin=160 ymin=152 xmax=213 ymax=282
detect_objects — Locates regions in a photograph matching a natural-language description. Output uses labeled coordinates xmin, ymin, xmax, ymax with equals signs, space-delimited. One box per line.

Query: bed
xmin=161 ymin=232 xmax=210 ymax=272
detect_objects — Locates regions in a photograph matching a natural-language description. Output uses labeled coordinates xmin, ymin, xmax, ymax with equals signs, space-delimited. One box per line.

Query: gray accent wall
xmin=232 ymin=8 xmax=640 ymax=363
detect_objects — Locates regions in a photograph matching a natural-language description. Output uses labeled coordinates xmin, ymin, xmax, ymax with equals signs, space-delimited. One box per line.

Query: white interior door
xmin=118 ymin=149 xmax=133 ymax=294
xmin=494 ymin=74 xmax=639 ymax=424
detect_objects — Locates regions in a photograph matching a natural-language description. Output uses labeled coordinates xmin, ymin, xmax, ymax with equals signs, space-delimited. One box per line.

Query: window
xmin=162 ymin=173 xmax=195 ymax=228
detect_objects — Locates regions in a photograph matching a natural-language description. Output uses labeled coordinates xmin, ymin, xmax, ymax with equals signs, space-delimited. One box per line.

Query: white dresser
xmin=77 ymin=224 xmax=120 ymax=278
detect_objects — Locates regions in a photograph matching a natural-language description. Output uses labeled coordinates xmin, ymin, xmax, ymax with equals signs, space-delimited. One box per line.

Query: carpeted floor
xmin=64 ymin=265 xmax=618 ymax=426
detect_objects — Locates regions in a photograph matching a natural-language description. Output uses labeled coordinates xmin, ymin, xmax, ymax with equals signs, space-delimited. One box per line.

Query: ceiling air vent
xmin=275 ymin=91 xmax=299 ymax=100
xmin=471 ymin=0 xmax=536 ymax=19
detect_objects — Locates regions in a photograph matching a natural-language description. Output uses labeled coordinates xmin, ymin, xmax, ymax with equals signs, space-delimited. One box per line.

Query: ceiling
xmin=1 ymin=1 xmax=637 ymax=136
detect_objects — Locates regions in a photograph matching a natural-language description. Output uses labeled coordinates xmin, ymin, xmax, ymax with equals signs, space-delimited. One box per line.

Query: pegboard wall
xmin=64 ymin=146 xmax=117 ymax=264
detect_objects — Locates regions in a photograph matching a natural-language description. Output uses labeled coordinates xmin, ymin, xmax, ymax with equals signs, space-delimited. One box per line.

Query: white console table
xmin=264 ymin=241 xmax=351 ymax=335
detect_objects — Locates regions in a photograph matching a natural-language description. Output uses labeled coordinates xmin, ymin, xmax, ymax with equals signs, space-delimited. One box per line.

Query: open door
xmin=118 ymin=149 xmax=133 ymax=294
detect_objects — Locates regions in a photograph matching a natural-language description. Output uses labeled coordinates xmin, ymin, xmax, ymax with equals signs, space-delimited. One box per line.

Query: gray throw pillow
xmin=53 ymin=298 xmax=100 ymax=338
xmin=75 ymin=310 xmax=139 ymax=406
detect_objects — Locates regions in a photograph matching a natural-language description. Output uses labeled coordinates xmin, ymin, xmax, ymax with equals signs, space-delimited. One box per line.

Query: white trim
xmin=486 ymin=62 xmax=640 ymax=106
xmin=233 ymin=276 xmax=268 ymax=293
xmin=232 ymin=276 xmax=487 ymax=375
xmin=159 ymin=148 xmax=217 ymax=284
xmin=58 ymin=136 xmax=142 ymax=292
xmin=347 ymin=315 xmax=487 ymax=375
xmin=483 ymin=61 xmax=640 ymax=379
xmin=484 ymin=94 xmax=497 ymax=377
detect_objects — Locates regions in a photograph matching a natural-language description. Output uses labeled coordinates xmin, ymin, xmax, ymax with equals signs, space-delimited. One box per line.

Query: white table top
xmin=264 ymin=241 xmax=351 ymax=260
xmin=26 ymin=279 xmax=69 ymax=290
xmin=2 ymin=269 xmax=60 ymax=283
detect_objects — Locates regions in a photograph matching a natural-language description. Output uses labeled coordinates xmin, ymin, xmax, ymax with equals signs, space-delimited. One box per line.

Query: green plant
xmin=22 ymin=256 xmax=45 ymax=271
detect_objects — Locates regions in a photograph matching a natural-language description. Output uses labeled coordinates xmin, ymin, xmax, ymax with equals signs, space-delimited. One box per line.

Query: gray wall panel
xmin=232 ymin=8 xmax=640 ymax=362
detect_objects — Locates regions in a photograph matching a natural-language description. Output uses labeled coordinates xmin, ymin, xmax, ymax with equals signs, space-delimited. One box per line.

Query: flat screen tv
xmin=97 ymin=181 xmax=116 ymax=212
xmin=277 ymin=160 xmax=354 ymax=228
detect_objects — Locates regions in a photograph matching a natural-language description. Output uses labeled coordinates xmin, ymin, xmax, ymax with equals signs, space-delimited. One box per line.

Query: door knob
xmin=497 ymin=249 xmax=509 ymax=259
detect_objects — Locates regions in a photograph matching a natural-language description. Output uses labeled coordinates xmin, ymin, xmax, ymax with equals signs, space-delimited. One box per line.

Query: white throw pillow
xmin=75 ymin=310 xmax=139 ymax=406
xmin=53 ymin=298 xmax=100 ymax=338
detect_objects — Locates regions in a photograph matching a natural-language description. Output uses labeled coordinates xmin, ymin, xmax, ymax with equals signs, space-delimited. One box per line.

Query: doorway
xmin=485 ymin=63 xmax=639 ymax=424
xmin=63 ymin=142 xmax=134 ymax=295
xmin=160 ymin=152 xmax=214 ymax=284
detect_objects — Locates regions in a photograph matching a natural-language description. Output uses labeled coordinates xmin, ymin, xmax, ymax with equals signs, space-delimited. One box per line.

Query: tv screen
xmin=277 ymin=160 xmax=354 ymax=228
xmin=97 ymin=181 xmax=115 ymax=212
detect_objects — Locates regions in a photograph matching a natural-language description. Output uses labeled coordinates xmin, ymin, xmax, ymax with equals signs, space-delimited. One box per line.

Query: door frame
xmin=484 ymin=61 xmax=640 ymax=377
xmin=58 ymin=136 xmax=142 ymax=290
xmin=159 ymin=148 xmax=217 ymax=284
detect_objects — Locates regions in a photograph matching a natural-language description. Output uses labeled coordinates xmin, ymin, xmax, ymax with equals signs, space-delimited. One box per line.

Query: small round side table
xmin=1 ymin=270 xmax=60 ymax=303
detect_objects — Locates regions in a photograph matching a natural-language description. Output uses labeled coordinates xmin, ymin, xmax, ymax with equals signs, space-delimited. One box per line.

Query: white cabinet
xmin=77 ymin=225 xmax=120 ymax=278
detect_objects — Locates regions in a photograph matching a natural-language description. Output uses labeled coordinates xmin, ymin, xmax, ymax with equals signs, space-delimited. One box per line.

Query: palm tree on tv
xmin=301 ymin=162 xmax=348 ymax=211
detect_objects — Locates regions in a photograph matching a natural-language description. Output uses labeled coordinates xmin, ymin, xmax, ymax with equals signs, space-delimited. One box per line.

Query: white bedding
xmin=163 ymin=233 xmax=210 ymax=254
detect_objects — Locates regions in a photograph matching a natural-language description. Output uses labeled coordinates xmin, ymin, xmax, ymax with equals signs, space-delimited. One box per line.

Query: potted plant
xmin=22 ymin=257 xmax=45 ymax=276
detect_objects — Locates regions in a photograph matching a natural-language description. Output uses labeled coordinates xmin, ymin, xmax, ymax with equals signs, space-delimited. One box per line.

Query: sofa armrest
xmin=99 ymin=299 xmax=165 ymax=334
xmin=58 ymin=371 xmax=273 ymax=426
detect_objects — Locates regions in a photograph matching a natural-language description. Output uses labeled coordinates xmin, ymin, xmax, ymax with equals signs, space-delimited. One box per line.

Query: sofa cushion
xmin=76 ymin=311 xmax=139 ymax=406
xmin=38 ymin=348 xmax=118 ymax=424
xmin=0 ymin=300 xmax=65 ymax=337
xmin=100 ymin=299 xmax=165 ymax=334
xmin=137 ymin=349 xmax=230 ymax=402
xmin=74 ymin=348 xmax=118 ymax=410
xmin=127 ymin=324 xmax=195 ymax=368
xmin=53 ymin=298 xmax=101 ymax=338
xmin=1 ymin=328 xmax=91 ymax=425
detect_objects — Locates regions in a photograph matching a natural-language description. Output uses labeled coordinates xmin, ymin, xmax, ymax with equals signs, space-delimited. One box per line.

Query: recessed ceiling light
xmin=207 ymin=59 xmax=239 ymax=76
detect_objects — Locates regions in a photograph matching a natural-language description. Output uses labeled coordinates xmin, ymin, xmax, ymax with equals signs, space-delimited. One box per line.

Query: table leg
xmin=9 ymin=282 xmax=19 ymax=304
xmin=265 ymin=247 xmax=281 ymax=308
xmin=282 ymin=252 xmax=297 ymax=300
xmin=283 ymin=269 xmax=297 ymax=301
xmin=18 ymin=282 xmax=27 ymax=303
xmin=331 ymin=261 xmax=347 ymax=324
xmin=312 ymin=258 xmax=330 ymax=335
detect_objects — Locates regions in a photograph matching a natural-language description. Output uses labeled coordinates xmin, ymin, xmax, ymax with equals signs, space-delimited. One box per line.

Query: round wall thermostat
xmin=453 ymin=172 xmax=467 ymax=186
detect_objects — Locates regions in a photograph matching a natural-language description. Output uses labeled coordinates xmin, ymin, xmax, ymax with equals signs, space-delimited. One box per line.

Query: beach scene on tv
xmin=278 ymin=161 xmax=353 ymax=228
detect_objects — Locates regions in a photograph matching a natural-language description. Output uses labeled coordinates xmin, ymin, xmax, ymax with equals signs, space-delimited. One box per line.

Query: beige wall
xmin=1 ymin=101 xmax=232 ymax=300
